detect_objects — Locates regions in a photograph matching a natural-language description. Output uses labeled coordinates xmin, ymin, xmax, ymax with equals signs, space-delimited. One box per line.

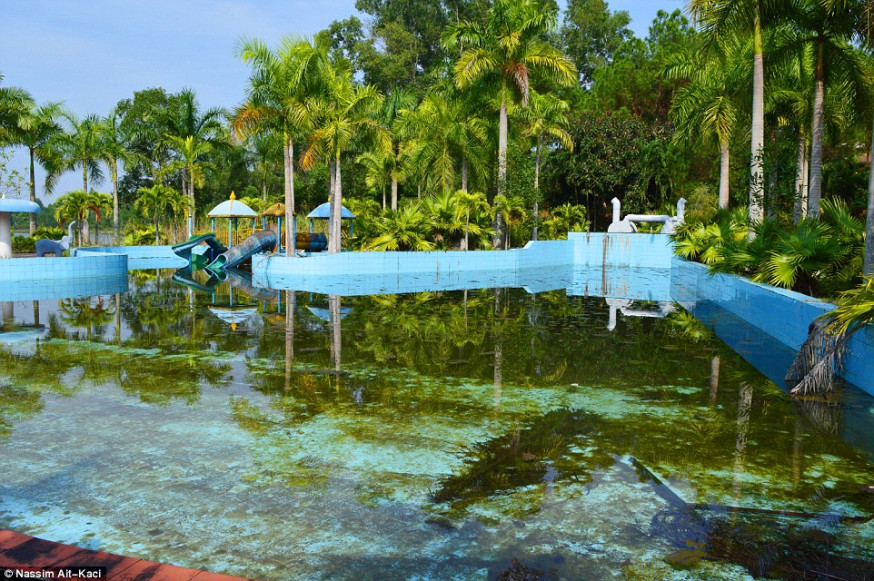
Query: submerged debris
xmin=496 ymin=558 xmax=552 ymax=581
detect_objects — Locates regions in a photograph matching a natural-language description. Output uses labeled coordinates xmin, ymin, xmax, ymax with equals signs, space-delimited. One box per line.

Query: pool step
xmin=0 ymin=530 xmax=254 ymax=580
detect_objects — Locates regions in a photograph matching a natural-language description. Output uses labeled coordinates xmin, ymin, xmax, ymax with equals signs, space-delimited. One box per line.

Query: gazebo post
xmin=211 ymin=218 xmax=215 ymax=234
xmin=262 ymin=216 xmax=266 ymax=231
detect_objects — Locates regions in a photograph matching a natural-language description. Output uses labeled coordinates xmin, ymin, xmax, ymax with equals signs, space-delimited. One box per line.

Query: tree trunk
xmin=329 ymin=157 xmax=343 ymax=254
xmin=82 ymin=162 xmax=88 ymax=193
xmin=391 ymin=177 xmax=398 ymax=211
xmin=284 ymin=137 xmax=296 ymax=257
xmin=154 ymin=216 xmax=160 ymax=246
xmin=748 ymin=18 xmax=765 ymax=230
xmin=382 ymin=186 xmax=386 ymax=210
xmin=794 ymin=131 xmax=808 ymax=224
xmin=188 ymin=169 xmax=196 ymax=239
xmin=808 ymin=38 xmax=825 ymax=218
xmin=464 ymin=213 xmax=470 ymax=251
xmin=461 ymin=158 xmax=468 ymax=192
xmin=495 ymin=100 xmax=508 ymax=249
xmin=718 ymin=141 xmax=730 ymax=210
xmin=533 ymin=136 xmax=542 ymax=240
xmin=865 ymin=115 xmax=874 ymax=275
xmin=112 ymin=158 xmax=119 ymax=243
xmin=29 ymin=148 xmax=37 ymax=235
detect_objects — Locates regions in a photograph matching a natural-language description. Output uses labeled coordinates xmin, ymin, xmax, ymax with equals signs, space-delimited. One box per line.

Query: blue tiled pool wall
xmin=75 ymin=246 xmax=186 ymax=270
xmin=3 ymin=234 xmax=873 ymax=393
xmin=672 ymin=258 xmax=874 ymax=391
xmin=0 ymin=254 xmax=128 ymax=301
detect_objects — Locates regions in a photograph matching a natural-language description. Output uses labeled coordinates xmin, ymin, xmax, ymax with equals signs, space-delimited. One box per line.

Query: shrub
xmin=12 ymin=236 xmax=36 ymax=254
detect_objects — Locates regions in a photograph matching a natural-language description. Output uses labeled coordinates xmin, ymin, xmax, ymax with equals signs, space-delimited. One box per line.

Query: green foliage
xmin=823 ymin=276 xmax=874 ymax=336
xmin=673 ymin=199 xmax=865 ymax=296
xmin=544 ymin=111 xmax=677 ymax=230
xmin=561 ymin=0 xmax=632 ymax=84
xmin=11 ymin=235 xmax=35 ymax=253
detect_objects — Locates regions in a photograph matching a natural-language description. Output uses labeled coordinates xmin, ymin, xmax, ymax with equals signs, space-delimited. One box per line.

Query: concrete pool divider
xmin=5 ymin=235 xmax=872 ymax=394
xmin=0 ymin=252 xmax=128 ymax=301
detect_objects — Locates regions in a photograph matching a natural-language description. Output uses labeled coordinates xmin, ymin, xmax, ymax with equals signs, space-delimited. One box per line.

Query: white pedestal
xmin=0 ymin=212 xmax=11 ymax=258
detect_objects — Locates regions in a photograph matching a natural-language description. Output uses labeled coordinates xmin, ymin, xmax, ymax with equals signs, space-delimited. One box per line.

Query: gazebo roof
xmin=208 ymin=193 xmax=257 ymax=218
xmin=307 ymin=202 xmax=354 ymax=220
xmin=0 ymin=197 xmax=40 ymax=213
xmin=261 ymin=203 xmax=295 ymax=217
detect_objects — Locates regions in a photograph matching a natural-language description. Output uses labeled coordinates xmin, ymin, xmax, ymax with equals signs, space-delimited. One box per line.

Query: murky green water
xmin=1 ymin=270 xmax=873 ymax=580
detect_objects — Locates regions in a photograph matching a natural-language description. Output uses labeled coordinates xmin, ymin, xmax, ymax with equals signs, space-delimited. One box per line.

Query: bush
xmin=34 ymin=227 xmax=65 ymax=240
xmin=12 ymin=236 xmax=36 ymax=254
xmin=123 ymin=229 xmax=155 ymax=246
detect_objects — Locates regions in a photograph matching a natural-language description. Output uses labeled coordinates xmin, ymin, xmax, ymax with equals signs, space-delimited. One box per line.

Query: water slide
xmin=172 ymin=233 xmax=227 ymax=267
xmin=207 ymin=230 xmax=277 ymax=272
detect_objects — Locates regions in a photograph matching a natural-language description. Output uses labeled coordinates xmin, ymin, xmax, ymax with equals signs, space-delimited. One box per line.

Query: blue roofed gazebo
xmin=306 ymin=202 xmax=355 ymax=240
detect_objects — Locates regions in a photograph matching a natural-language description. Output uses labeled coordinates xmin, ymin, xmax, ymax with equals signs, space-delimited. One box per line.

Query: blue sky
xmin=1 ymin=0 xmax=684 ymax=200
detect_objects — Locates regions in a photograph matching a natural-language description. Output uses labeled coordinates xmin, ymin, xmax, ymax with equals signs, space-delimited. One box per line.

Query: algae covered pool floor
xmin=1 ymin=273 xmax=874 ymax=580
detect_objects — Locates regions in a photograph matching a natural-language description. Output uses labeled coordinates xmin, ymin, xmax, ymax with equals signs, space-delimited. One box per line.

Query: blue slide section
xmin=207 ymin=230 xmax=277 ymax=272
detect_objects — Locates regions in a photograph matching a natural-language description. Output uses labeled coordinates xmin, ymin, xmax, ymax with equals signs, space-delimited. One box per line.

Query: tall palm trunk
xmin=28 ymin=148 xmax=37 ymax=235
xmin=495 ymin=100 xmax=508 ymax=249
xmin=391 ymin=177 xmax=398 ymax=210
xmin=111 ymin=158 xmax=119 ymax=243
xmin=865 ymin=116 xmax=874 ymax=275
xmin=187 ymin=168 xmax=196 ymax=239
xmin=464 ymin=212 xmax=470 ymax=251
xmin=283 ymin=136 xmax=296 ymax=257
xmin=382 ymin=186 xmax=387 ymax=210
xmin=808 ymin=38 xmax=826 ymax=218
xmin=533 ymin=135 xmax=542 ymax=239
xmin=749 ymin=16 xmax=765 ymax=230
xmin=794 ymin=130 xmax=809 ymax=224
xmin=461 ymin=158 xmax=468 ymax=192
xmin=329 ymin=157 xmax=343 ymax=254
xmin=718 ymin=142 xmax=730 ymax=210
xmin=154 ymin=215 xmax=160 ymax=246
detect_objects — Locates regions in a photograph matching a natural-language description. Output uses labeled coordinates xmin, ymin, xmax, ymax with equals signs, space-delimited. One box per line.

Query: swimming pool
xmin=1 ymin=266 xmax=872 ymax=579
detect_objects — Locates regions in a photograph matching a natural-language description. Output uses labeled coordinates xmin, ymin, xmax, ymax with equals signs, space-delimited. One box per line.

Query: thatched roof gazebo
xmin=260 ymin=202 xmax=297 ymax=252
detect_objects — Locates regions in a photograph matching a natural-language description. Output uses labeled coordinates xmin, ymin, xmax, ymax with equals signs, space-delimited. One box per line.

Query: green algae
xmin=1 ymin=276 xmax=874 ymax=579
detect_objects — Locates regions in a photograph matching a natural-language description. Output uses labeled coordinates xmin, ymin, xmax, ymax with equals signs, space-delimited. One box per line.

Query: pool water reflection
xmin=0 ymin=269 xmax=873 ymax=580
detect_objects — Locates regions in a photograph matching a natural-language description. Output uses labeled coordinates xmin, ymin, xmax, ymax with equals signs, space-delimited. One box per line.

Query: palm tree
xmin=664 ymin=34 xmax=747 ymax=211
xmin=396 ymin=91 xmax=490 ymax=197
xmin=164 ymin=187 xmax=188 ymax=244
xmin=135 ymin=185 xmax=171 ymax=245
xmin=356 ymin=150 xmax=395 ymax=209
xmin=493 ymin=194 xmax=527 ymax=249
xmin=453 ymin=190 xmax=490 ymax=250
xmin=161 ymin=89 xmax=225 ymax=235
xmin=4 ymin=98 xmax=62 ymax=235
xmin=445 ymin=0 xmax=576 ymax=248
xmin=236 ymin=36 xmax=330 ymax=256
xmin=87 ymin=192 xmax=113 ymax=245
xmin=99 ymin=107 xmax=136 ymax=243
xmin=786 ymin=0 xmax=870 ymax=217
xmin=365 ymin=203 xmax=437 ymax=251
xmin=688 ymin=0 xmax=793 ymax=227
xmin=163 ymin=135 xmax=215 ymax=233
xmin=0 ymin=74 xmax=32 ymax=141
xmin=54 ymin=190 xmax=91 ymax=247
xmin=48 ymin=112 xmax=104 ymax=196
xmin=300 ymin=67 xmax=387 ymax=254
xmin=520 ymin=91 xmax=573 ymax=239
xmin=380 ymin=88 xmax=416 ymax=210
